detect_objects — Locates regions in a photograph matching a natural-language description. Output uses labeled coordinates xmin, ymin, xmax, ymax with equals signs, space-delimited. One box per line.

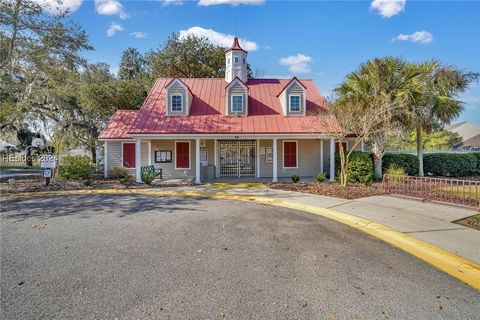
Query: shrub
xmin=58 ymin=156 xmax=94 ymax=180
xmin=110 ymin=166 xmax=128 ymax=179
xmin=335 ymin=151 xmax=373 ymax=185
xmin=385 ymin=164 xmax=407 ymax=176
xmin=291 ymin=175 xmax=300 ymax=183
xmin=314 ymin=172 xmax=327 ymax=183
xmin=423 ymin=153 xmax=477 ymax=177
xmin=382 ymin=154 xmax=419 ymax=176
xmin=110 ymin=166 xmax=134 ymax=185
xmin=141 ymin=171 xmax=156 ymax=185
xmin=473 ymin=153 xmax=480 ymax=175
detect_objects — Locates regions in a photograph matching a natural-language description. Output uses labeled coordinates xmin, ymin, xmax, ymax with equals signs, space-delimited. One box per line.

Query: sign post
xmin=40 ymin=154 xmax=57 ymax=186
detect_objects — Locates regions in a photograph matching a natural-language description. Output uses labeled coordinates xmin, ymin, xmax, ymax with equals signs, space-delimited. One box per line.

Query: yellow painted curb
xmin=5 ymin=188 xmax=480 ymax=290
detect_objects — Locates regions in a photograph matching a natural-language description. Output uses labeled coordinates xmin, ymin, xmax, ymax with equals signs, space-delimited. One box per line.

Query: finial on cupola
xmin=225 ymin=36 xmax=248 ymax=83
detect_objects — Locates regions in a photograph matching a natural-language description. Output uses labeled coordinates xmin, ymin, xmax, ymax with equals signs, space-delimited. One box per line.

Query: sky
xmin=41 ymin=0 xmax=480 ymax=124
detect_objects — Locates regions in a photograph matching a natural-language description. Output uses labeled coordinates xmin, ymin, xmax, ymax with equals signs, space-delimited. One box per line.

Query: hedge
xmin=382 ymin=154 xmax=419 ymax=176
xmin=473 ymin=153 xmax=480 ymax=175
xmin=423 ymin=153 xmax=477 ymax=177
xmin=335 ymin=151 xmax=373 ymax=185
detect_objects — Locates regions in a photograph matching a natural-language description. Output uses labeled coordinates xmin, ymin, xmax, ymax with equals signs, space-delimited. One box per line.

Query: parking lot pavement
xmin=1 ymin=194 xmax=479 ymax=319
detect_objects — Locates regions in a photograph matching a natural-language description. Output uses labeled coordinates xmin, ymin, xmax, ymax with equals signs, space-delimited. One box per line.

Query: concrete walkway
xmin=172 ymin=183 xmax=480 ymax=264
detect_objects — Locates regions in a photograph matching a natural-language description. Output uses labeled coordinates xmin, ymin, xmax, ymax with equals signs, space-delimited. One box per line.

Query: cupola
xmin=225 ymin=37 xmax=248 ymax=83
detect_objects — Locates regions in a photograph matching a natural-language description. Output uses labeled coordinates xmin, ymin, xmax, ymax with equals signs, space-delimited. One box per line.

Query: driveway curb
xmin=5 ymin=188 xmax=480 ymax=290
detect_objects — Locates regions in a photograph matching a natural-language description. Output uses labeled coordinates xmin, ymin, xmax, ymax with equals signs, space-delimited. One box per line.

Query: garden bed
xmin=267 ymin=182 xmax=385 ymax=199
xmin=454 ymin=214 xmax=480 ymax=231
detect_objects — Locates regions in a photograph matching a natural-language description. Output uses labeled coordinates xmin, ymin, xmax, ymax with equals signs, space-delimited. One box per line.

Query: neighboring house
xmin=99 ymin=38 xmax=357 ymax=183
xmin=446 ymin=121 xmax=480 ymax=151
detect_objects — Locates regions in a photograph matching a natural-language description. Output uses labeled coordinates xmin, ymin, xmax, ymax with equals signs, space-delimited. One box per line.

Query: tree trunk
xmin=91 ymin=146 xmax=97 ymax=164
xmin=416 ymin=127 xmax=424 ymax=177
xmin=26 ymin=148 xmax=33 ymax=167
xmin=372 ymin=133 xmax=385 ymax=181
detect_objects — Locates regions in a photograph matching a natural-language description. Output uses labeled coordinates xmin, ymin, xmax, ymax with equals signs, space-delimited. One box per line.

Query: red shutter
xmin=284 ymin=141 xmax=297 ymax=168
xmin=123 ymin=143 xmax=136 ymax=168
xmin=176 ymin=142 xmax=190 ymax=169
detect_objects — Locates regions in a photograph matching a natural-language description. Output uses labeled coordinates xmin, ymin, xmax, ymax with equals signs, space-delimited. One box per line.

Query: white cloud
xmin=130 ymin=31 xmax=147 ymax=38
xmin=393 ymin=31 xmax=433 ymax=44
xmin=33 ymin=0 xmax=83 ymax=14
xmin=106 ymin=22 xmax=124 ymax=37
xmin=198 ymin=0 xmax=265 ymax=6
xmin=95 ymin=0 xmax=128 ymax=19
xmin=162 ymin=0 xmax=184 ymax=5
xmin=370 ymin=0 xmax=406 ymax=18
xmin=178 ymin=27 xmax=259 ymax=51
xmin=279 ymin=54 xmax=312 ymax=74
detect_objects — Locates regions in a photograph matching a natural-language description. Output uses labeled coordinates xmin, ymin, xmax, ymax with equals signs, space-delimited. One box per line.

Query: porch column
xmin=147 ymin=141 xmax=152 ymax=165
xmin=195 ymin=138 xmax=201 ymax=184
xmin=329 ymin=138 xmax=335 ymax=182
xmin=104 ymin=141 xmax=108 ymax=178
xmin=272 ymin=138 xmax=278 ymax=182
xmin=214 ymin=139 xmax=218 ymax=179
xmin=256 ymin=139 xmax=260 ymax=178
xmin=361 ymin=140 xmax=365 ymax=152
xmin=320 ymin=140 xmax=324 ymax=174
xmin=135 ymin=139 xmax=142 ymax=183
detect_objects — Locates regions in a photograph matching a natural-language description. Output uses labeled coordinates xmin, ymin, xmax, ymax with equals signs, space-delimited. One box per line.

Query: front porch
xmin=103 ymin=137 xmax=362 ymax=184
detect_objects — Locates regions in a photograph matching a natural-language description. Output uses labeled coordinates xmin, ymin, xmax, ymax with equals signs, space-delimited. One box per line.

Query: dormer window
xmin=289 ymin=95 xmax=300 ymax=112
xmin=232 ymin=95 xmax=243 ymax=113
xmin=277 ymin=77 xmax=307 ymax=116
xmin=171 ymin=95 xmax=183 ymax=112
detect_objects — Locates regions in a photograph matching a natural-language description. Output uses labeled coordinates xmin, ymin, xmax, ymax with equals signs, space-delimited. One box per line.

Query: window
xmin=171 ymin=95 xmax=183 ymax=112
xmin=232 ymin=95 xmax=243 ymax=113
xmin=289 ymin=95 xmax=300 ymax=112
xmin=227 ymin=58 xmax=231 ymax=65
xmin=234 ymin=56 xmax=239 ymax=63
xmin=175 ymin=141 xmax=190 ymax=169
xmin=122 ymin=143 xmax=135 ymax=168
xmin=243 ymin=58 xmax=246 ymax=65
xmin=283 ymin=141 xmax=297 ymax=168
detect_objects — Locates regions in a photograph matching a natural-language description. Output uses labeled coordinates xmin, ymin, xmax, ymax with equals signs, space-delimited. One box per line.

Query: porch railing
xmin=382 ymin=174 xmax=480 ymax=210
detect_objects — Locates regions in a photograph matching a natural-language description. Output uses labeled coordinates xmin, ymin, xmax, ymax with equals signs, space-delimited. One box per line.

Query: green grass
xmin=437 ymin=185 xmax=479 ymax=201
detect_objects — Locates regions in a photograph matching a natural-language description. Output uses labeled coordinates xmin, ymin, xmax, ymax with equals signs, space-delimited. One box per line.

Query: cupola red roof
xmin=226 ymin=37 xmax=247 ymax=53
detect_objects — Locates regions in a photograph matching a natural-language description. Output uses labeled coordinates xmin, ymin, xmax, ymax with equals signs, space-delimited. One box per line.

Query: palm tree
xmin=400 ymin=61 xmax=477 ymax=176
xmin=335 ymin=57 xmax=422 ymax=180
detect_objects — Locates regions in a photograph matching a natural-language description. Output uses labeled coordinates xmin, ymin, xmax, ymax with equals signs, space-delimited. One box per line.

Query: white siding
xmin=151 ymin=140 xmax=197 ymax=180
xmin=105 ymin=140 xmax=148 ymax=177
xmin=258 ymin=139 xmax=331 ymax=178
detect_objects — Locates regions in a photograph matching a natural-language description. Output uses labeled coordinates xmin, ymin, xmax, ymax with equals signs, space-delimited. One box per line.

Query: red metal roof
xmin=99 ymin=110 xmax=137 ymax=140
xmin=120 ymin=78 xmax=340 ymax=136
xmin=225 ymin=37 xmax=247 ymax=53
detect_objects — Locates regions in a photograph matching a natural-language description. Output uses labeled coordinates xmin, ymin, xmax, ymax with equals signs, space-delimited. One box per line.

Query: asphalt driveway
xmin=1 ymin=194 xmax=479 ymax=319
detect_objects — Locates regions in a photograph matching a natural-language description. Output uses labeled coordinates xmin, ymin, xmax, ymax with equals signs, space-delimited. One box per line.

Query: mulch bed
xmin=267 ymin=182 xmax=385 ymax=200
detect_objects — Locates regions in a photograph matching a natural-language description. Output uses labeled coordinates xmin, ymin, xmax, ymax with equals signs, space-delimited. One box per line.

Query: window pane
xmin=290 ymin=96 xmax=300 ymax=112
xmin=172 ymin=95 xmax=182 ymax=112
xmin=232 ymin=96 xmax=243 ymax=112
